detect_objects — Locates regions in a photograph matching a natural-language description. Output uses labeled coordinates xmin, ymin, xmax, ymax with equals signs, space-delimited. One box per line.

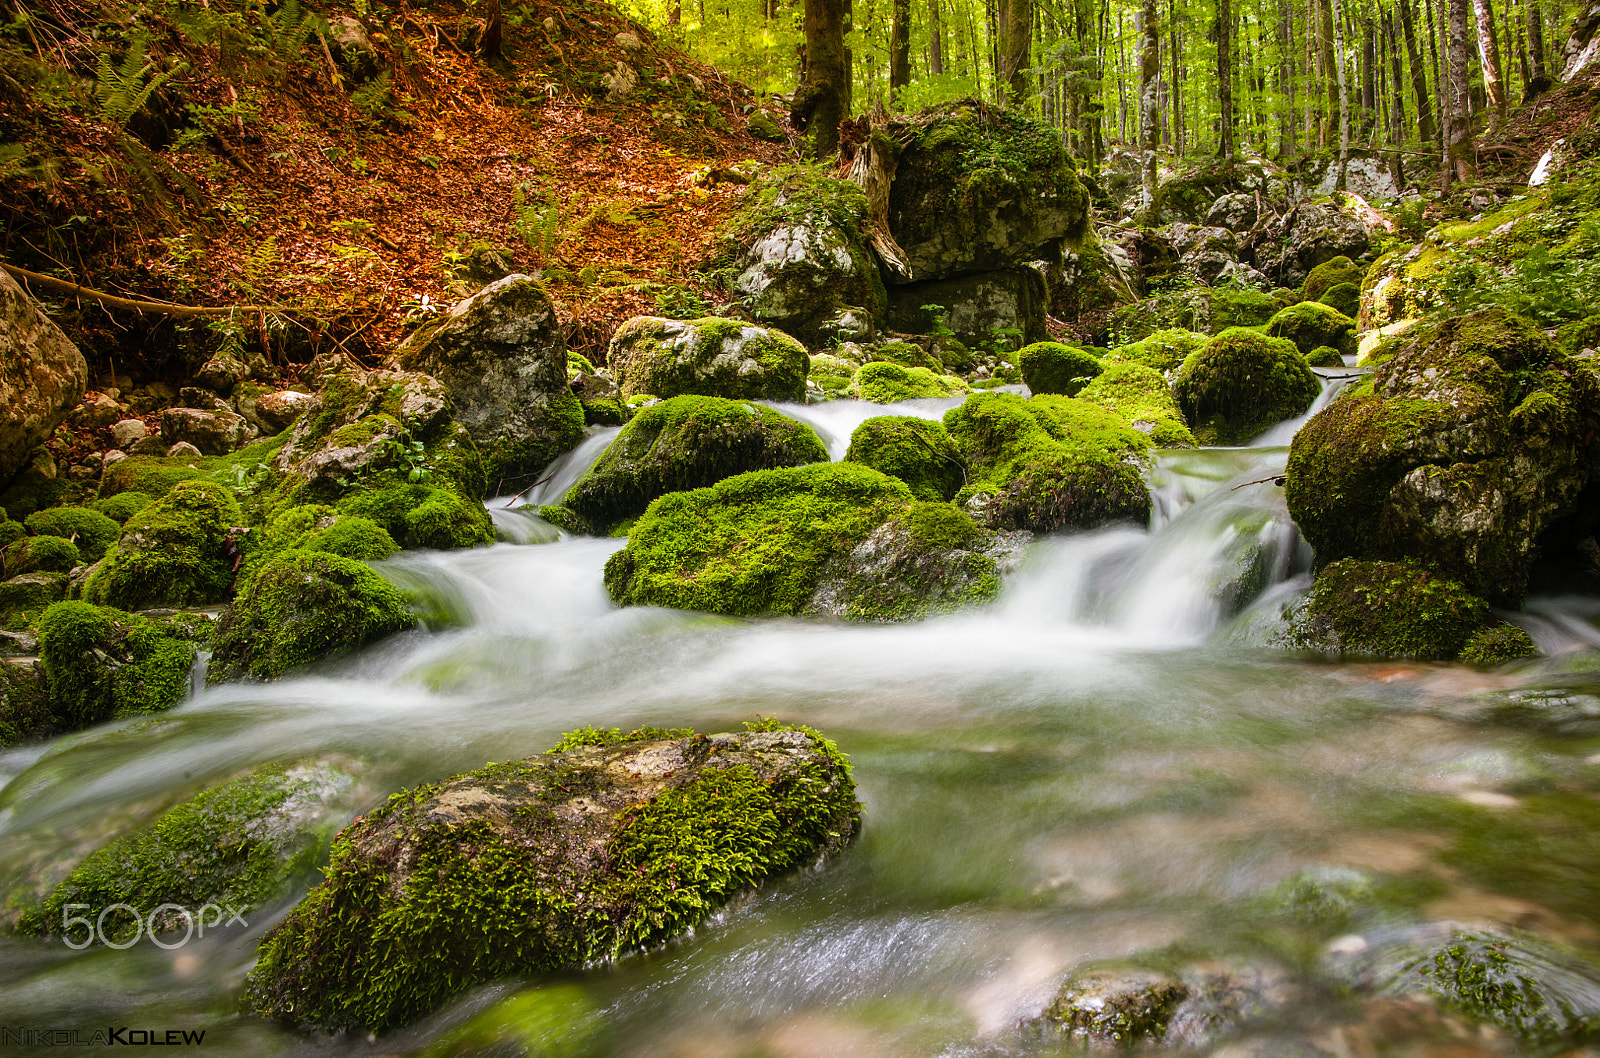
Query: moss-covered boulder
xmin=943 ymin=392 xmax=1152 ymax=532
xmin=1019 ymin=342 xmax=1102 ymax=396
xmin=883 ymin=268 xmax=1049 ymax=348
xmin=716 ymin=167 xmax=887 ymax=343
xmin=562 ymin=396 xmax=827 ymax=535
xmin=1285 ymin=308 xmax=1600 ymax=605
xmin=22 ymin=506 xmax=122 ymax=562
xmin=0 ymin=663 xmax=51 ymax=747
xmin=807 ymin=351 xmax=860 ymax=400
xmin=843 ymin=416 xmax=964 ymax=501
xmin=886 ymin=101 xmax=1089 ymax=283
xmin=0 ymin=270 xmax=88 ymax=487
xmin=1077 ymin=363 xmax=1196 ymax=448
xmin=1108 ymin=286 xmax=1279 ymax=344
xmin=1 ymin=534 xmax=80 ymax=576
xmin=1306 ymin=345 xmax=1345 ymax=367
xmin=18 ymin=759 xmax=359 ymax=943
xmin=394 ymin=275 xmax=584 ymax=485
xmin=1298 ymin=255 xmax=1365 ymax=303
xmin=1268 ymin=202 xmax=1371 ymax=287
xmin=1319 ymin=282 xmax=1362 ymax=319
xmin=90 ymin=491 xmax=154 ymax=524
xmin=0 ymin=572 xmax=65 ymax=628
xmin=269 ymin=368 xmax=493 ymax=550
xmin=1103 ymin=328 xmax=1210 ymax=374
xmin=1173 ymin=329 xmax=1320 ymax=445
xmin=209 ymin=550 xmax=415 ymax=683
xmin=83 ymin=480 xmax=242 ymax=610
xmin=244 ymin=725 xmax=860 ymax=1032
xmin=32 ymin=601 xmax=198 ymax=736
xmin=1285 ymin=559 xmax=1499 ymax=660
xmin=0 ymin=447 xmax=76 ymax=519
xmin=607 ymin=317 xmax=808 ymax=403
xmin=853 ymin=362 xmax=966 ymax=403
xmin=1265 ymin=301 xmax=1358 ymax=360
xmin=1040 ymin=968 xmax=1191 ymax=1046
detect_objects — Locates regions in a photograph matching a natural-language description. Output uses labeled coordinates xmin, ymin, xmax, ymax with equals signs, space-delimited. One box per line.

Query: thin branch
xmin=2 ymin=263 xmax=294 ymax=317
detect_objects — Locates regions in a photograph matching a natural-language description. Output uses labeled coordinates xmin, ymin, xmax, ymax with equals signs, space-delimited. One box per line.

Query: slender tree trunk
xmin=1333 ymin=0 xmax=1350 ymax=186
xmin=481 ymin=0 xmax=504 ymax=61
xmin=797 ymin=0 xmax=850 ymax=156
xmin=1169 ymin=4 xmax=1181 ymax=151
xmin=1471 ymin=0 xmax=1507 ymax=129
xmin=1319 ymin=0 xmax=1339 ymax=144
xmin=930 ymin=0 xmax=946 ymax=74
xmin=891 ymin=0 xmax=912 ymax=95
xmin=1528 ymin=0 xmax=1546 ymax=79
xmin=1282 ymin=0 xmax=1298 ymax=158
xmin=1362 ymin=11 xmax=1377 ymax=134
xmin=1399 ymin=0 xmax=1435 ymax=142
xmin=1218 ymin=0 xmax=1235 ymax=158
xmin=1387 ymin=8 xmax=1408 ymax=137
xmin=1140 ymin=0 xmax=1161 ymax=215
xmin=1447 ymin=0 xmax=1477 ymax=179
xmin=669 ymin=0 xmax=681 ymax=25
xmin=999 ymin=0 xmax=1033 ymax=105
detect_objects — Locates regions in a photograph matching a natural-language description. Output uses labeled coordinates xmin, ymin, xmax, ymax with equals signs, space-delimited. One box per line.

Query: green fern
xmin=95 ymin=31 xmax=184 ymax=131
xmin=264 ymin=0 xmax=322 ymax=64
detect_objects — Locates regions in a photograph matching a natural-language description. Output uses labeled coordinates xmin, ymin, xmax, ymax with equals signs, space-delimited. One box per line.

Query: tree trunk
xmin=1140 ymin=0 xmax=1161 ymax=216
xmin=891 ymin=0 xmax=912 ymax=95
xmin=930 ymin=0 xmax=946 ymax=74
xmin=1000 ymin=0 xmax=1032 ymax=105
xmin=1447 ymin=0 xmax=1477 ymax=179
xmin=796 ymin=0 xmax=850 ymax=156
xmin=1333 ymin=0 xmax=1350 ymax=187
xmin=1528 ymin=0 xmax=1546 ymax=79
xmin=1362 ymin=11 xmax=1377 ymax=134
xmin=481 ymin=0 xmax=504 ymax=61
xmin=1217 ymin=0 xmax=1235 ymax=158
xmin=1281 ymin=0 xmax=1298 ymax=159
xmin=1320 ymin=0 xmax=1339 ymax=145
xmin=1471 ymin=0 xmax=1507 ymax=130
xmin=1400 ymin=0 xmax=1436 ymax=142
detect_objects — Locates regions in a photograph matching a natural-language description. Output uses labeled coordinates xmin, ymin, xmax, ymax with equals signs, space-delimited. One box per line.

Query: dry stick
xmin=1 ymin=263 xmax=289 ymax=317
xmin=1231 ymin=474 xmax=1288 ymax=490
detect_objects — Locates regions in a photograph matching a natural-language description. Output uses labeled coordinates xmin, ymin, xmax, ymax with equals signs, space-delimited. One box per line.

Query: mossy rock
xmin=853 ymin=362 xmax=966 ymax=403
xmin=0 ymin=663 xmax=52 ymax=748
xmin=1039 ymin=968 xmax=1190 ymax=1045
xmin=1460 ymin=624 xmax=1540 ymax=666
xmin=1103 ymin=329 xmax=1210 ymax=374
xmin=243 ymin=725 xmax=860 ymax=1032
xmin=0 ymin=520 xmax=23 ymax=549
xmin=943 ymin=392 xmax=1152 ymax=532
xmin=1019 ymin=342 xmax=1102 ymax=396
xmin=23 ymin=507 xmax=122 ymax=562
xmin=1108 ymin=287 xmax=1279 ymax=343
xmin=807 ymin=352 xmax=859 ymax=399
xmin=1318 ymin=282 xmax=1362 ymax=319
xmin=1306 ymin=344 xmax=1345 ymax=367
xmin=603 ymin=463 xmax=913 ymax=616
xmin=1285 ymin=307 xmax=1600 ymax=605
xmin=1286 ymin=559 xmax=1495 ymax=661
xmin=337 ymin=483 xmax=493 ymax=552
xmin=0 ymin=572 xmax=65 ymax=628
xmin=18 ymin=759 xmax=359 ymax=943
xmin=0 ymin=449 xmax=78 ymax=519
xmin=1298 ymin=255 xmax=1365 ymax=303
xmin=241 ymin=505 xmax=399 ymax=580
xmin=1076 ymin=362 xmax=1196 ymax=448
xmin=2 ymin=534 xmax=80 ymax=576
xmin=96 ymin=453 xmax=206 ymax=499
xmin=606 ymin=317 xmax=808 ymax=403
xmin=563 ymin=395 xmax=827 ymax=535
xmin=1265 ymin=301 xmax=1358 ymax=360
xmin=209 ymin=549 xmax=416 ymax=683
xmin=1173 ymin=328 xmax=1320 ymax=445
xmin=842 ymin=416 xmax=965 ymax=502
xmin=83 ymin=480 xmax=242 ymax=610
xmin=33 ymin=600 xmax=198 ymax=735
xmin=870 ymin=340 xmax=942 ymax=371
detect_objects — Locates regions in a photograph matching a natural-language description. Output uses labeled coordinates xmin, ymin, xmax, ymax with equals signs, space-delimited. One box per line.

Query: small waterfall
xmin=1249 ymin=367 xmax=1364 ymax=447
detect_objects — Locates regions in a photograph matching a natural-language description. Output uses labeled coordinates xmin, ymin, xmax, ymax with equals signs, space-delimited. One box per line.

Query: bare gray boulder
xmin=0 ymin=270 xmax=88 ymax=487
xmin=160 ymin=406 xmax=258 ymax=456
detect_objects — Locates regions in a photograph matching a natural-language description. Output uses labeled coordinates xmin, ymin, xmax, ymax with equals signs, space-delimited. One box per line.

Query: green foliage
xmin=547 ymin=726 xmax=698 ymax=752
xmin=511 ymin=182 xmax=568 ymax=262
xmin=95 ymin=30 xmax=186 ymax=130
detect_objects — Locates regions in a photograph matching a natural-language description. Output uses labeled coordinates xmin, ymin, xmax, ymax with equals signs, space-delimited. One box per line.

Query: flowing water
xmin=4 ymin=384 xmax=1600 ymax=1055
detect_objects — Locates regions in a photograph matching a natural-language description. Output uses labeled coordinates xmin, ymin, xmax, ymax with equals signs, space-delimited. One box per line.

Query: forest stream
xmin=4 ymin=375 xmax=1600 ymax=1055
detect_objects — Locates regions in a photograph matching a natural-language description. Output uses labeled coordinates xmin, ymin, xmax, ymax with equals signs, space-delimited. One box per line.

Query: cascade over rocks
xmin=1285 ymin=307 xmax=1600 ymax=606
xmin=244 ymin=726 xmax=860 ymax=1032
xmin=394 ymin=275 xmax=584 ymax=485
xmin=606 ymin=317 xmax=808 ymax=403
xmin=0 ymin=271 xmax=88 ymax=489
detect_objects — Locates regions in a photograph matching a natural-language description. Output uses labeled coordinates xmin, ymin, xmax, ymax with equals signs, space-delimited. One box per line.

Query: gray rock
xmin=327 ymin=16 xmax=380 ymax=83
xmin=606 ymin=316 xmax=810 ymax=402
xmin=0 ymin=270 xmax=88 ymax=487
xmin=1207 ymin=191 xmax=1259 ymax=232
xmin=1269 ymin=204 xmax=1371 ymax=287
xmin=110 ymin=418 xmax=148 ymax=448
xmin=70 ymin=393 xmax=122 ymax=429
xmin=730 ymin=216 xmax=887 ymax=345
xmin=884 ymin=268 xmax=1048 ymax=348
xmin=236 ymin=388 xmax=315 ymax=434
xmin=160 ymin=406 xmax=258 ymax=455
xmin=165 ymin=441 xmax=203 ymax=460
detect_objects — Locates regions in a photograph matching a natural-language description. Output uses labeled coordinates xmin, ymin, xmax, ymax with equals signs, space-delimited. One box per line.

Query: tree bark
xmin=1217 ymin=0 xmax=1235 ymax=158
xmin=930 ymin=0 xmax=946 ymax=74
xmin=999 ymin=0 xmax=1033 ymax=105
xmin=1399 ymin=0 xmax=1436 ymax=143
xmin=1333 ymin=0 xmax=1350 ymax=188
xmin=1528 ymin=0 xmax=1546 ymax=79
xmin=1139 ymin=0 xmax=1161 ymax=216
xmin=481 ymin=0 xmax=504 ymax=61
xmin=1320 ymin=0 xmax=1339 ymax=145
xmin=891 ymin=0 xmax=912 ymax=95
xmin=1471 ymin=0 xmax=1507 ymax=130
xmin=1447 ymin=0 xmax=1477 ymax=180
xmin=796 ymin=0 xmax=850 ymax=156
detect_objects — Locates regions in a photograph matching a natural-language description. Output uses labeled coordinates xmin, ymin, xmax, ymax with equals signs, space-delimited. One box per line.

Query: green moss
xmin=1400 ymin=930 xmax=1600 ymax=1042
xmin=2 ymin=535 xmax=81 ymax=576
xmin=608 ymin=317 xmax=810 ymax=402
xmin=91 ymin=492 xmax=154 ymax=524
xmin=870 ymin=341 xmax=941 ymax=372
xmin=18 ymin=761 xmax=353 ymax=943
xmin=297 ymin=517 xmax=399 ymax=563
xmin=1306 ymin=344 xmax=1345 ymax=367
xmin=547 ymin=725 xmax=698 ymax=752
xmin=853 ymin=362 xmax=966 ymax=403
xmin=23 ymin=507 xmax=122 ymax=563
xmin=96 ymin=455 xmax=205 ymax=499
xmin=564 ymin=396 xmax=827 ymax=534
xmin=1319 ymin=282 xmax=1362 ymax=319
xmin=1018 ymin=342 xmax=1102 ymax=396
xmin=943 ymin=392 xmax=1152 ymax=531
xmin=1104 ymin=329 xmax=1209 ymax=374
xmin=0 ymin=664 xmax=53 ymax=748
xmin=567 ymin=351 xmax=598 ymax=377
xmin=1298 ymin=255 xmax=1365 ymax=302
xmin=1289 ymin=559 xmax=1493 ymax=660
xmin=604 ymin=463 xmax=914 ymax=616
xmin=1460 ymin=624 xmax=1540 ymax=666
xmin=1174 ymin=328 xmax=1320 ymax=444
xmin=209 ymin=549 xmax=416 ymax=683
xmin=84 ymin=480 xmax=242 ymax=610
xmin=1265 ymin=301 xmax=1358 ymax=359
xmin=336 ymin=484 xmax=494 ymax=551
xmin=0 ymin=572 xmax=65 ymax=628
xmin=580 ymin=396 xmax=632 ymax=426
xmin=0 ymin=522 xmax=23 ymax=549
xmin=244 ymin=726 xmax=859 ymax=1032
xmin=1109 ymin=287 xmax=1279 ymax=343
xmin=480 ymin=392 xmax=586 ymax=488
xmin=1076 ymin=362 xmax=1196 ymax=448
xmin=820 ymin=501 xmax=1005 ymax=622
xmin=36 ymin=601 xmax=196 ymax=731
xmin=842 ymin=416 xmax=965 ymax=502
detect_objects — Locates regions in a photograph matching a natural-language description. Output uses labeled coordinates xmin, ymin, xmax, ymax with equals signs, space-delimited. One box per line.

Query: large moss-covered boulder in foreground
xmin=1265 ymin=300 xmax=1358 ymax=360
xmin=1173 ymin=329 xmax=1320 ymax=445
xmin=83 ymin=480 xmax=242 ymax=610
xmin=244 ymin=725 xmax=860 ymax=1032
xmin=28 ymin=601 xmax=199 ymax=739
xmin=209 ymin=550 xmax=415 ymax=683
xmin=1285 ymin=307 xmax=1600 ymax=605
xmin=1077 ymin=363 xmax=1196 ymax=448
xmin=943 ymin=392 xmax=1152 ymax=532
xmin=606 ymin=317 xmax=808 ymax=403
xmin=0 ymin=270 xmax=88 ymax=487
xmin=563 ymin=396 xmax=827 ymax=534
xmin=886 ymin=101 xmax=1089 ymax=282
xmin=843 ymin=416 xmax=964 ymax=502
xmin=1284 ymin=559 xmax=1502 ymax=661
xmin=18 ymin=759 xmax=358 ymax=943
xmin=394 ymin=275 xmax=584 ymax=485
xmin=1019 ymin=342 xmax=1101 ymax=396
